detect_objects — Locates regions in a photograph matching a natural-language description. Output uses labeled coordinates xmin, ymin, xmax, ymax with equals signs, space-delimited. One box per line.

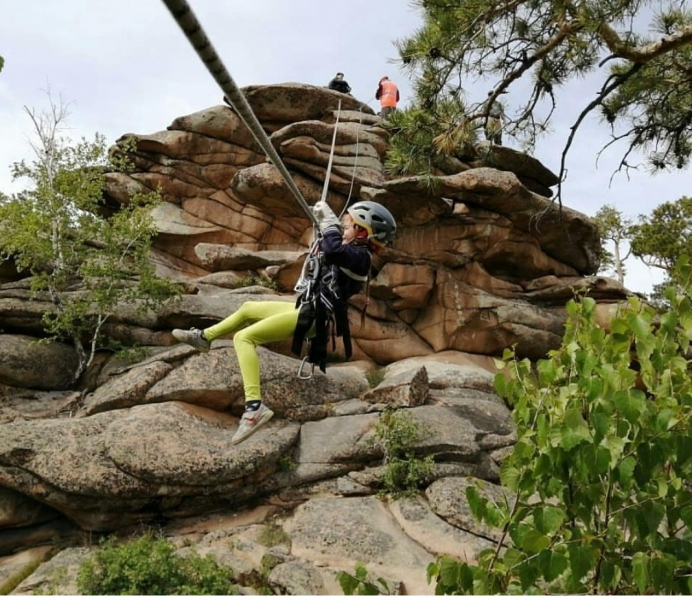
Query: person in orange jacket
xmin=375 ymin=76 xmax=400 ymax=119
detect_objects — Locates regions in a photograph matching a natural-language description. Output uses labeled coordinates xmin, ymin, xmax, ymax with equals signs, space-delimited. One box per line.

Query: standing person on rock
xmin=376 ymin=76 xmax=400 ymax=119
xmin=172 ymin=200 xmax=397 ymax=444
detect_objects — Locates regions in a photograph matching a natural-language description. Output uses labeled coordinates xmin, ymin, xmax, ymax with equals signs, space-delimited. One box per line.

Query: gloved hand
xmin=312 ymin=199 xmax=341 ymax=233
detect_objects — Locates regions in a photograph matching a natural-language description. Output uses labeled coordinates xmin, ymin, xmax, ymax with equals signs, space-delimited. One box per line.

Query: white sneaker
xmin=172 ymin=328 xmax=211 ymax=352
xmin=231 ymin=404 xmax=274 ymax=445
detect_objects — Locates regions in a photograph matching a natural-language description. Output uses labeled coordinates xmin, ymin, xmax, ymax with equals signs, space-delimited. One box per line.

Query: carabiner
xmin=297 ymin=356 xmax=315 ymax=380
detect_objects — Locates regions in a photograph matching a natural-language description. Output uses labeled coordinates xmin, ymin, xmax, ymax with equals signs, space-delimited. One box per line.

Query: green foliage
xmin=276 ymin=456 xmax=297 ymax=471
xmin=630 ymin=196 xmax=692 ymax=273
xmin=587 ymin=197 xmax=692 ymax=304
xmin=0 ymin=560 xmax=42 ymax=594
xmin=0 ymin=97 xmax=181 ymax=383
xmin=236 ymin=272 xmax=280 ymax=292
xmin=393 ymin=0 xmax=692 ymax=186
xmin=337 ymin=562 xmax=391 ymax=595
xmin=629 ymin=197 xmax=692 ymax=305
xmin=0 ymin=55 xmax=4 ymax=73
xmin=248 ymin=555 xmax=277 ymax=594
xmin=374 ymin=408 xmax=434 ymax=498
xmin=603 ymin=10 xmax=692 ymax=172
xmin=34 ymin=566 xmax=69 ymax=595
xmin=257 ymin=521 xmax=290 ymax=548
xmin=76 ymin=533 xmax=237 ymax=595
xmin=108 ymin=339 xmax=150 ymax=364
xmin=428 ymin=265 xmax=692 ymax=594
xmin=382 ymin=101 xmax=477 ymax=176
xmin=365 ymin=367 xmax=386 ymax=388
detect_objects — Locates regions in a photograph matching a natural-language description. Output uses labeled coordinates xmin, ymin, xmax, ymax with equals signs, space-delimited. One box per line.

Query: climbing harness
xmin=294 ymin=236 xmax=322 ymax=380
xmin=291 ymin=247 xmax=360 ymax=379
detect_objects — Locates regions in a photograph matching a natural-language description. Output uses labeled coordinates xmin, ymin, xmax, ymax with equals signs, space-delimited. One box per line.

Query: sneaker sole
xmin=231 ymin=410 xmax=274 ymax=445
xmin=172 ymin=331 xmax=210 ymax=352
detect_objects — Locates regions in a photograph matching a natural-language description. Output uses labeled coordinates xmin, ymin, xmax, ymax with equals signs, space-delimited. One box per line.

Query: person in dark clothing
xmin=172 ymin=199 xmax=396 ymax=445
xmin=327 ymin=72 xmax=352 ymax=94
xmin=484 ymin=91 xmax=505 ymax=145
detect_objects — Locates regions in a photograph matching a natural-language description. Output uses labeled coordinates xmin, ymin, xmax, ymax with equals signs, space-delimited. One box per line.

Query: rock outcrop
xmin=0 ymin=83 xmax=634 ymax=594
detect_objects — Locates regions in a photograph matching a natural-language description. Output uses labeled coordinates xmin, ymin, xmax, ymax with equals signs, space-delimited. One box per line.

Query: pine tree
xmin=630 ymin=196 xmax=692 ymax=273
xmin=392 ymin=1 xmax=692 ymax=195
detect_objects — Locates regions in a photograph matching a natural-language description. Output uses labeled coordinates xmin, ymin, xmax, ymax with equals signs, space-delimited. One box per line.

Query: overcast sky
xmin=1 ymin=0 xmax=689 ymax=295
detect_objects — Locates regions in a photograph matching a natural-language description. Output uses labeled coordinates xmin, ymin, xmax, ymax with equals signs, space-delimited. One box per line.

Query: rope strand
xmin=319 ymin=99 xmax=341 ymax=205
xmin=342 ymin=107 xmax=364 ymax=215
xmin=160 ymin=0 xmax=319 ymax=228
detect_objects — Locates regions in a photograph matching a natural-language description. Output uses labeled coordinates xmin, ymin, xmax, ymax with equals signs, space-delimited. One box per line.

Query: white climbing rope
xmin=319 ymin=99 xmax=341 ymax=205
xmin=341 ymin=105 xmax=366 ymax=216
xmin=160 ymin=0 xmax=320 ymax=228
xmin=337 ymin=96 xmax=375 ymax=218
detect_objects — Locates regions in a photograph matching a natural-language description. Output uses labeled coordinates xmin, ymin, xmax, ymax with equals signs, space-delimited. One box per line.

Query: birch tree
xmin=592 ymin=204 xmax=633 ymax=284
xmin=0 ymin=93 xmax=180 ymax=384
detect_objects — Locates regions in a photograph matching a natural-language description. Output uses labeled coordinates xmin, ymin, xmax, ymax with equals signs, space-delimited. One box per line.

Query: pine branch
xmin=599 ymin=23 xmax=692 ymax=63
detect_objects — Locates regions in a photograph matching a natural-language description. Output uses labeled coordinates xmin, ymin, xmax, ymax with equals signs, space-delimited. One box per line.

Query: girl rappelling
xmin=172 ymin=199 xmax=395 ymax=444
xmin=162 ymin=0 xmax=397 ymax=444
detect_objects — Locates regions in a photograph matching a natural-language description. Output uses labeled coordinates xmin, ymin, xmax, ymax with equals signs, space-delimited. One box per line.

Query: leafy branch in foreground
xmin=0 ymin=93 xmax=181 ymax=384
xmin=337 ymin=562 xmax=393 ymax=595
xmin=428 ymin=261 xmax=692 ymax=594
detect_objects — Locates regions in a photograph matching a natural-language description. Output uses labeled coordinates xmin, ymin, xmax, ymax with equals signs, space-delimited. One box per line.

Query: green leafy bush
xmin=374 ymin=408 xmax=433 ymax=498
xmin=235 ymin=272 xmax=280 ymax=292
xmin=76 ymin=533 xmax=237 ymax=595
xmin=428 ymin=264 xmax=692 ymax=594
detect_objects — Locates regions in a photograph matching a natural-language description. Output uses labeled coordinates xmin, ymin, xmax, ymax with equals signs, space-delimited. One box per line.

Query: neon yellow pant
xmin=203 ymin=301 xmax=299 ymax=401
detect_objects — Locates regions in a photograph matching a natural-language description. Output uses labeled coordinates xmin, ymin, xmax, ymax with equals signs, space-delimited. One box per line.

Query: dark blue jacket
xmin=291 ymin=225 xmax=371 ymax=371
xmin=320 ymin=225 xmax=371 ymax=301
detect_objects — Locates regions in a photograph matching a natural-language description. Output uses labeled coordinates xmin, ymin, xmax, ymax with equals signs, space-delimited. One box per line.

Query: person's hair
xmin=336 ymin=72 xmax=344 ymax=77
xmin=353 ymin=223 xmax=369 ymax=241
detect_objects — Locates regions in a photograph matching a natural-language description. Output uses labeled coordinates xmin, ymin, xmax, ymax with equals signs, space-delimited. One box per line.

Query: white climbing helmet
xmin=347 ymin=201 xmax=397 ymax=247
